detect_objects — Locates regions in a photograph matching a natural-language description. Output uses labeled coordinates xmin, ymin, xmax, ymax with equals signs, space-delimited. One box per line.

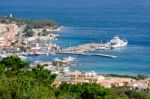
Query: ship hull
xmin=110 ymin=42 xmax=128 ymax=48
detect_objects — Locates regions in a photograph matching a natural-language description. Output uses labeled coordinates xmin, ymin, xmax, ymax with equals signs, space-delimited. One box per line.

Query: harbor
xmin=1 ymin=15 xmax=148 ymax=77
xmin=0 ymin=1 xmax=150 ymax=98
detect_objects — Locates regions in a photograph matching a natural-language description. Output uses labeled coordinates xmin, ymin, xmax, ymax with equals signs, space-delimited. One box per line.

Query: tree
xmin=0 ymin=55 xmax=150 ymax=99
xmin=27 ymin=64 xmax=56 ymax=85
xmin=125 ymin=90 xmax=150 ymax=99
xmin=26 ymin=30 xmax=34 ymax=37
xmin=0 ymin=56 xmax=29 ymax=71
xmin=136 ymin=74 xmax=148 ymax=80
xmin=59 ymin=82 xmax=122 ymax=99
xmin=52 ymin=61 xmax=66 ymax=66
xmin=0 ymin=64 xmax=5 ymax=76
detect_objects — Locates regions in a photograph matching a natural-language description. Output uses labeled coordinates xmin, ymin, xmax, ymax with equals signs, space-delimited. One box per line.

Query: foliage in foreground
xmin=0 ymin=56 xmax=149 ymax=99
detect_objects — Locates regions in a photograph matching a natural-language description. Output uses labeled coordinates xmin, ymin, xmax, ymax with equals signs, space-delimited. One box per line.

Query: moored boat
xmin=107 ymin=36 xmax=128 ymax=48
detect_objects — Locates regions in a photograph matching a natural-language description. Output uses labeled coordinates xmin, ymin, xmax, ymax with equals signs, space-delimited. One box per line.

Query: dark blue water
xmin=0 ymin=0 xmax=150 ymax=75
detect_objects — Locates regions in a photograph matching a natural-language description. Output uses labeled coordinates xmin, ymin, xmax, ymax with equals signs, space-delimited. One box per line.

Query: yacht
xmin=107 ymin=36 xmax=128 ymax=48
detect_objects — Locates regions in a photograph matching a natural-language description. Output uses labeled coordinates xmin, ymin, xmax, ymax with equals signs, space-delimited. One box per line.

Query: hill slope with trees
xmin=0 ymin=56 xmax=149 ymax=99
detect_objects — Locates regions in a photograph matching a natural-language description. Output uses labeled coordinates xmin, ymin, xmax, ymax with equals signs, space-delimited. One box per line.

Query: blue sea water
xmin=0 ymin=0 xmax=150 ymax=75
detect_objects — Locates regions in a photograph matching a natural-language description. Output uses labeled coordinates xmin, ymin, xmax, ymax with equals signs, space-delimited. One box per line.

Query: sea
xmin=0 ymin=0 xmax=150 ymax=76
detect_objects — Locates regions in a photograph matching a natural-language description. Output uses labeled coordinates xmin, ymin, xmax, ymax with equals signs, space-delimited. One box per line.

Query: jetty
xmin=56 ymin=43 xmax=117 ymax=58
xmin=56 ymin=52 xmax=117 ymax=58
xmin=59 ymin=43 xmax=111 ymax=53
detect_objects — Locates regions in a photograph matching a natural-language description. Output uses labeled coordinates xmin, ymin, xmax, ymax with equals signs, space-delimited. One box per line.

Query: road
xmin=18 ymin=25 xmax=26 ymax=43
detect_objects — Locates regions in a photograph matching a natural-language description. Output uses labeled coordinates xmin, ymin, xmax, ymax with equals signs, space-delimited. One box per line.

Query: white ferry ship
xmin=107 ymin=36 xmax=128 ymax=48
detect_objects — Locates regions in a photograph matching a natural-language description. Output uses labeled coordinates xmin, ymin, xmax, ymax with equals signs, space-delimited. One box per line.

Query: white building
xmin=59 ymin=67 xmax=70 ymax=73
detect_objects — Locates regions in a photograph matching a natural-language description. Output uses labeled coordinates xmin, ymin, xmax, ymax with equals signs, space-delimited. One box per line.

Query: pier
xmin=56 ymin=43 xmax=117 ymax=58
xmin=56 ymin=52 xmax=117 ymax=58
xmin=59 ymin=43 xmax=111 ymax=53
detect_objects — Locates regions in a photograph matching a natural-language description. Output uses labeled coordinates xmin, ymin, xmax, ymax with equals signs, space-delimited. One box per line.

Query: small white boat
xmin=107 ymin=36 xmax=128 ymax=48
xmin=53 ymin=58 xmax=61 ymax=62
xmin=49 ymin=52 xmax=56 ymax=55
xmin=19 ymin=55 xmax=27 ymax=60
xmin=27 ymin=52 xmax=34 ymax=56
xmin=0 ymin=54 xmax=8 ymax=59
xmin=62 ymin=56 xmax=76 ymax=63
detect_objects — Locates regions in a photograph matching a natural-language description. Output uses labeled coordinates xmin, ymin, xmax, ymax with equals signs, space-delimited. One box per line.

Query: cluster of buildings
xmin=53 ymin=70 xmax=150 ymax=93
xmin=21 ymin=53 xmax=150 ymax=94
xmin=0 ymin=23 xmax=20 ymax=47
xmin=30 ymin=62 xmax=70 ymax=76
xmin=0 ymin=20 xmax=61 ymax=55
xmin=26 ymin=43 xmax=58 ymax=54
xmin=0 ymin=23 xmax=21 ymax=53
xmin=22 ymin=26 xmax=61 ymax=54
xmin=23 ymin=34 xmax=59 ymax=54
xmin=61 ymin=70 xmax=132 ymax=88
xmin=132 ymin=78 xmax=150 ymax=93
xmin=65 ymin=71 xmax=105 ymax=84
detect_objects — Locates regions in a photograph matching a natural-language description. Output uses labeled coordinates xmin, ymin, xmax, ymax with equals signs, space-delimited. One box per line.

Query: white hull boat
xmin=107 ymin=36 xmax=128 ymax=48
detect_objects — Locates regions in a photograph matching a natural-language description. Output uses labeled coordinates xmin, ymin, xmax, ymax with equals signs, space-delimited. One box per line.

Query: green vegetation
xmin=136 ymin=74 xmax=148 ymax=80
xmin=37 ymin=29 xmax=50 ymax=37
xmin=0 ymin=56 xmax=29 ymax=71
xmin=0 ymin=16 xmax=59 ymax=36
xmin=125 ymin=90 xmax=150 ymax=99
xmin=0 ymin=56 xmax=149 ymax=99
xmin=52 ymin=61 xmax=66 ymax=66
xmin=0 ymin=16 xmax=60 ymax=38
xmin=0 ymin=16 xmax=31 ymax=26
xmin=23 ymin=19 xmax=59 ymax=33
xmin=0 ymin=16 xmax=58 ymax=27
xmin=106 ymin=74 xmax=148 ymax=80
xmin=26 ymin=30 xmax=34 ymax=37
xmin=57 ymin=82 xmax=121 ymax=99
xmin=0 ymin=56 xmax=56 ymax=98
xmin=106 ymin=74 xmax=137 ymax=79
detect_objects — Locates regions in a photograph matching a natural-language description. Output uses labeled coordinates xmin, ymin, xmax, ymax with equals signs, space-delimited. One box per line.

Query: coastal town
xmin=1 ymin=0 xmax=150 ymax=98
xmin=0 ymin=15 xmax=150 ymax=95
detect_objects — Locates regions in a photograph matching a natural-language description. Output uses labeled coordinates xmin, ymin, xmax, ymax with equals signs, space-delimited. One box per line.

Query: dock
xmin=56 ymin=52 xmax=117 ymax=58
xmin=56 ymin=43 xmax=116 ymax=58
xmin=59 ymin=43 xmax=111 ymax=53
xmin=89 ymin=53 xmax=117 ymax=58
